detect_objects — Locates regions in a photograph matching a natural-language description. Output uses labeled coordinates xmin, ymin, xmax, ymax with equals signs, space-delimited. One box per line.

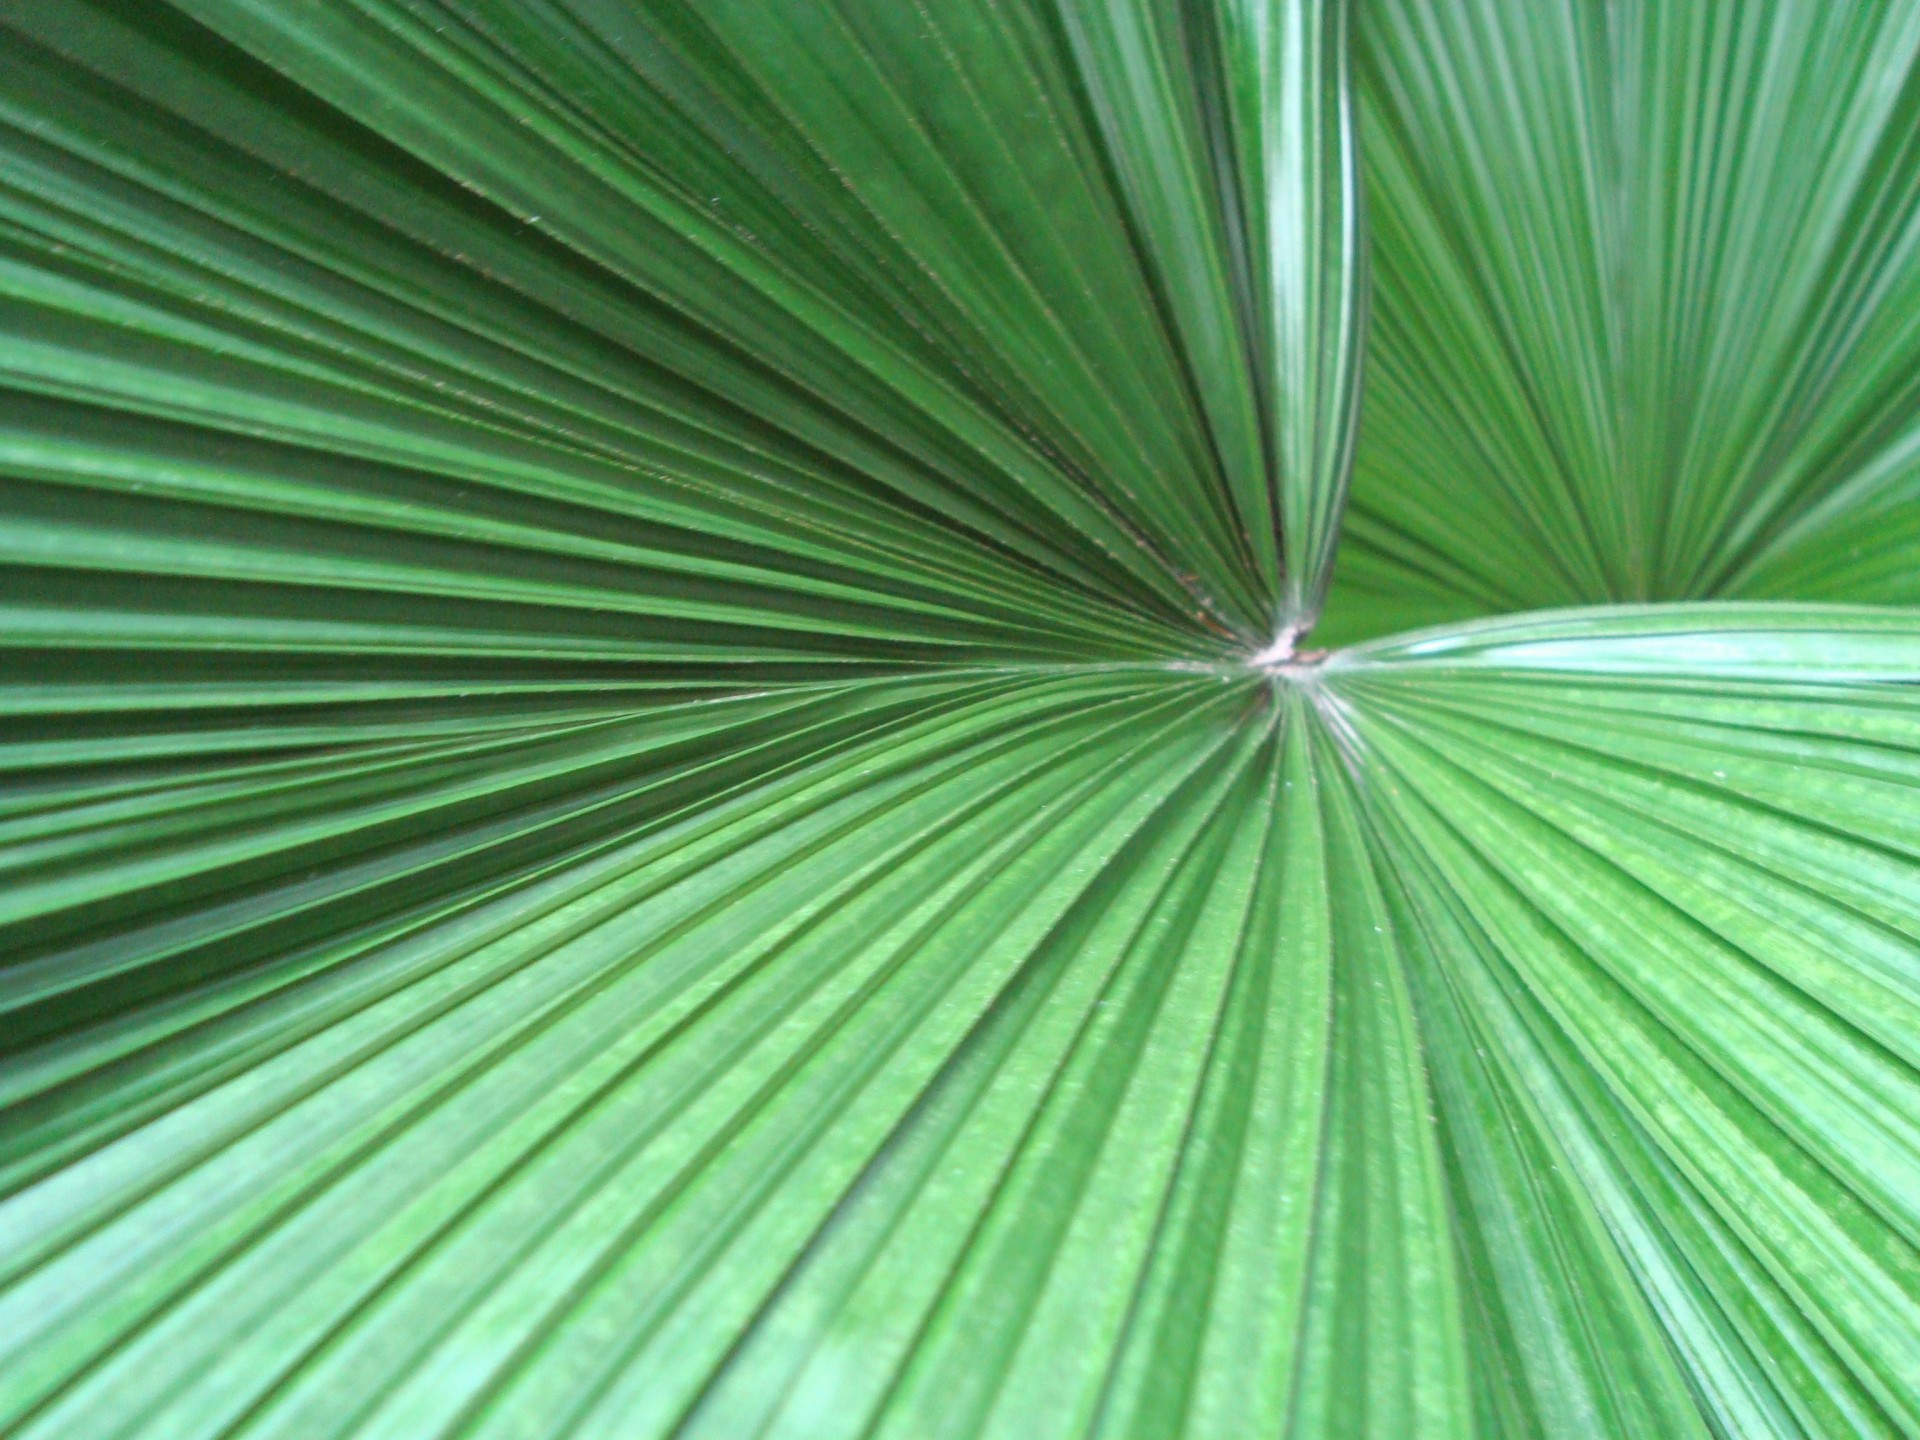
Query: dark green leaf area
xmin=1323 ymin=0 xmax=1920 ymax=642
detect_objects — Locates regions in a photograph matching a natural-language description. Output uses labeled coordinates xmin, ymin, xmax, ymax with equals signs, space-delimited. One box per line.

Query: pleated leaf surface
xmin=7 ymin=612 xmax=1920 ymax=1437
xmin=1324 ymin=0 xmax=1920 ymax=641
xmin=4 ymin=1 xmax=1920 ymax=1439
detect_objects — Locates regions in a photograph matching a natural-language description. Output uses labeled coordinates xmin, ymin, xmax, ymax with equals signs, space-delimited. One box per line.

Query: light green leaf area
xmin=1322 ymin=0 xmax=1920 ymax=643
xmin=5 ymin=1 xmax=1920 ymax=1438
xmin=4 ymin=611 xmax=1919 ymax=1438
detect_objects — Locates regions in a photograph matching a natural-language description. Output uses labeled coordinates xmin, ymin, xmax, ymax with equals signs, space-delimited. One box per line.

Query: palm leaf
xmin=1322 ymin=0 xmax=1920 ymax=643
xmin=3 ymin=3 xmax=1920 ymax=1439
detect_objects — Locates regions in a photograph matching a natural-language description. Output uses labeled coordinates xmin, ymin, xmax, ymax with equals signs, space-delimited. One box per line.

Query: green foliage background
xmin=2 ymin=2 xmax=1919 ymax=1437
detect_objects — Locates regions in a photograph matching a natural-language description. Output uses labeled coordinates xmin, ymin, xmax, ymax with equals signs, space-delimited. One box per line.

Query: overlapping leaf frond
xmin=1323 ymin=0 xmax=1920 ymax=642
xmin=4 ymin=2 xmax=1920 ymax=1439
xmin=0 ymin=0 xmax=1360 ymax=657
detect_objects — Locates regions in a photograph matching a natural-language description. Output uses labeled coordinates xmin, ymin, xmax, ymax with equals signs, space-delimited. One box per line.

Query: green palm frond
xmin=1323 ymin=0 xmax=1920 ymax=643
xmin=3 ymin=3 xmax=1920 ymax=1439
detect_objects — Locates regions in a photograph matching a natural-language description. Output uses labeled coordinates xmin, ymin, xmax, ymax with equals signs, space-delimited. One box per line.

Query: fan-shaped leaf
xmin=1324 ymin=0 xmax=1920 ymax=641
